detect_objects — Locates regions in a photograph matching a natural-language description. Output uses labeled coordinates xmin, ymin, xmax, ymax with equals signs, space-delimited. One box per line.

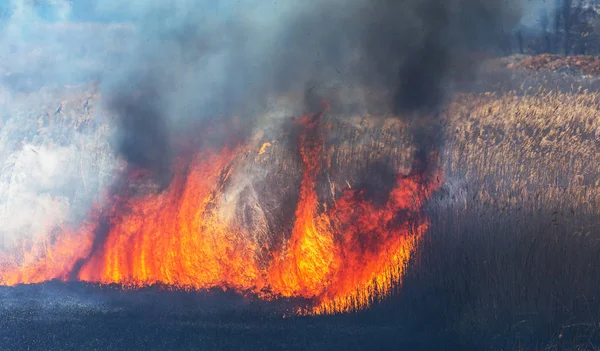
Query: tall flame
xmin=0 ymin=107 xmax=442 ymax=314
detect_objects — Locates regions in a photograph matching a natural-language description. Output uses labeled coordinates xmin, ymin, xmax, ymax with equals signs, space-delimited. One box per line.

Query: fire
xmin=0 ymin=106 xmax=442 ymax=314
xmin=258 ymin=142 xmax=272 ymax=155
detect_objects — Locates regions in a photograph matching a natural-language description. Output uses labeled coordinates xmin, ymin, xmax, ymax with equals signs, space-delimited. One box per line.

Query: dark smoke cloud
xmin=108 ymin=80 xmax=171 ymax=183
xmin=5 ymin=0 xmax=523 ymax=180
xmin=355 ymin=0 xmax=522 ymax=165
xmin=99 ymin=0 xmax=524 ymax=180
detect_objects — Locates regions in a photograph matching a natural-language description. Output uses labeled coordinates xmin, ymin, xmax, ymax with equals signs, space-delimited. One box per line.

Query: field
xmin=1 ymin=63 xmax=600 ymax=350
xmin=392 ymin=83 xmax=600 ymax=350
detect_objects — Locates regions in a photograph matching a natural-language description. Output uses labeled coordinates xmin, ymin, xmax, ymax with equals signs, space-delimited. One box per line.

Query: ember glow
xmin=0 ymin=106 xmax=442 ymax=314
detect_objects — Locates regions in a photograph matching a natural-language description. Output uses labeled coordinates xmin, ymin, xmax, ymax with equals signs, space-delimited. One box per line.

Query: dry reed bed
xmin=444 ymin=90 xmax=600 ymax=213
xmin=389 ymin=89 xmax=600 ymax=350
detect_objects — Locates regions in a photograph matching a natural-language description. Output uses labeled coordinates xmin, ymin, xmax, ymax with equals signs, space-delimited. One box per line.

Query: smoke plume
xmin=97 ymin=0 xmax=524 ymax=179
xmin=0 ymin=0 xmax=527 ymax=244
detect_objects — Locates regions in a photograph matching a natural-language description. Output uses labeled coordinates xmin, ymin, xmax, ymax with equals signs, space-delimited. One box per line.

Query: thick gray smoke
xmin=0 ymin=0 xmax=527 ymax=245
xmin=97 ymin=0 xmax=524 ymax=179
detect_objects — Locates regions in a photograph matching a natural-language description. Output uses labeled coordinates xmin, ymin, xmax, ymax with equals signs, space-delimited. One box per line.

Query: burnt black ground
xmin=2 ymin=184 xmax=600 ymax=351
xmin=0 ymin=282 xmax=460 ymax=351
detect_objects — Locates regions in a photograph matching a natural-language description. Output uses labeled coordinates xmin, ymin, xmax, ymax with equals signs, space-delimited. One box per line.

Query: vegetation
xmin=502 ymin=54 xmax=600 ymax=76
xmin=360 ymin=85 xmax=600 ymax=350
xmin=2 ymin=63 xmax=600 ymax=350
xmin=517 ymin=0 xmax=600 ymax=56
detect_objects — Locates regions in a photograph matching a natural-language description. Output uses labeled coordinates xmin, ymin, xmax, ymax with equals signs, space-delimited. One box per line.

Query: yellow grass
xmin=443 ymin=90 xmax=600 ymax=217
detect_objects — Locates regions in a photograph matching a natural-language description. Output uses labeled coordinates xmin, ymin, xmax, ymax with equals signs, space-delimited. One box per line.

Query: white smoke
xmin=0 ymin=145 xmax=72 ymax=247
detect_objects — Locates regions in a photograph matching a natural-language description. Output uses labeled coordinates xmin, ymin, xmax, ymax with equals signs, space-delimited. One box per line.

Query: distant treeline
xmin=515 ymin=0 xmax=600 ymax=56
xmin=2 ymin=1 xmax=599 ymax=57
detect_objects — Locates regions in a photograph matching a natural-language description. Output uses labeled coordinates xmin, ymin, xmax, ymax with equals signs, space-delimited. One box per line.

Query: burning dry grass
xmin=1 ymin=68 xmax=600 ymax=348
xmin=0 ymin=103 xmax=441 ymax=315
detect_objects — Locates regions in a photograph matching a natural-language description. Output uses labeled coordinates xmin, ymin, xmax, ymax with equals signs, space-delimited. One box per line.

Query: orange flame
xmin=0 ymin=109 xmax=442 ymax=314
xmin=258 ymin=142 xmax=272 ymax=155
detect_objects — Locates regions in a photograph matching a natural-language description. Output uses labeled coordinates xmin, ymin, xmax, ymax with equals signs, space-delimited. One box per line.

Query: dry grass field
xmin=359 ymin=84 xmax=600 ymax=350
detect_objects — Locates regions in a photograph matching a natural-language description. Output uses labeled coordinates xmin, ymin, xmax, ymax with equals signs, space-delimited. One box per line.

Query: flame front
xmin=0 ymin=109 xmax=442 ymax=314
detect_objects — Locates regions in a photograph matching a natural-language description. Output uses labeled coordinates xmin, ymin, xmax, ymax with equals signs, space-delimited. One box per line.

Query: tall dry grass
xmin=360 ymin=88 xmax=600 ymax=350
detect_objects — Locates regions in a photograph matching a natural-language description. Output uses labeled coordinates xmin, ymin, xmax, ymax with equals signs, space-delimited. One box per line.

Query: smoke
xmin=93 ymin=0 xmax=525 ymax=180
xmin=0 ymin=145 xmax=72 ymax=246
xmin=0 ymin=0 xmax=528 ymax=245
xmin=520 ymin=0 xmax=563 ymax=28
xmin=358 ymin=0 xmax=522 ymax=166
